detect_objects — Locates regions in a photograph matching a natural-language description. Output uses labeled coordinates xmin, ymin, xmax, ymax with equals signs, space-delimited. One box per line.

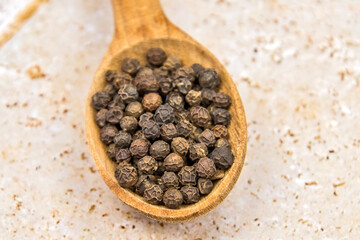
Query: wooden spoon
xmin=85 ymin=0 xmax=247 ymax=222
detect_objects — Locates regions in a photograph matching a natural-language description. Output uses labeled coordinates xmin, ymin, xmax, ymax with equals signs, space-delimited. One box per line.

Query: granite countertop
xmin=1 ymin=0 xmax=360 ymax=239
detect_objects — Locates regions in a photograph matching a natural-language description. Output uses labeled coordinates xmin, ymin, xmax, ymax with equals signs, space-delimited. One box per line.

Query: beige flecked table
xmin=1 ymin=0 xmax=360 ymax=239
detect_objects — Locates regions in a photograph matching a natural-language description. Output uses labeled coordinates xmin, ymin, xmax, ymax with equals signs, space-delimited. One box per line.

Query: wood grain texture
xmin=85 ymin=0 xmax=247 ymax=222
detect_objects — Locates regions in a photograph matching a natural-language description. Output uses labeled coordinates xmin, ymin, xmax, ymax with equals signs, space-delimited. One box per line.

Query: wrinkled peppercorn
xmin=166 ymin=91 xmax=184 ymax=111
xmin=143 ymin=184 xmax=163 ymax=204
xmin=121 ymin=57 xmax=141 ymax=76
xmin=114 ymin=131 xmax=132 ymax=149
xmin=142 ymin=93 xmax=162 ymax=112
xmin=189 ymin=127 xmax=203 ymax=140
xmin=135 ymin=175 xmax=154 ymax=195
xmin=106 ymin=106 xmax=123 ymax=124
xmin=190 ymin=106 xmax=212 ymax=127
xmin=115 ymin=165 xmax=138 ymax=188
xmin=137 ymin=156 xmax=158 ymax=175
xmin=108 ymin=94 xmax=126 ymax=110
xmin=176 ymin=120 xmax=194 ymax=138
xmin=162 ymin=56 xmax=182 ymax=71
xmin=106 ymin=143 xmax=116 ymax=161
xmin=171 ymin=137 xmax=189 ymax=156
xmin=180 ymin=185 xmax=200 ymax=204
xmin=125 ymin=101 xmax=143 ymax=119
xmin=134 ymin=67 xmax=159 ymax=93
xmin=146 ymin=48 xmax=167 ymax=66
xmin=198 ymin=129 xmax=216 ymax=148
xmin=104 ymin=83 xmax=117 ymax=97
xmin=159 ymin=77 xmax=174 ymax=95
xmin=210 ymin=146 xmax=234 ymax=169
xmin=164 ymin=153 xmax=185 ymax=172
xmin=213 ymin=92 xmax=231 ymax=109
xmin=211 ymin=108 xmax=231 ymax=126
xmin=149 ymin=140 xmax=170 ymax=160
xmin=215 ymin=138 xmax=230 ymax=148
xmin=154 ymin=104 xmax=175 ymax=124
xmin=174 ymin=110 xmax=190 ymax=124
xmin=211 ymin=169 xmax=225 ymax=180
xmin=100 ymin=125 xmax=118 ymax=144
xmin=92 ymin=91 xmax=111 ymax=110
xmin=199 ymin=69 xmax=220 ymax=89
xmin=113 ymin=72 xmax=133 ymax=89
xmin=160 ymin=123 xmax=178 ymax=142
xmin=173 ymin=66 xmax=196 ymax=82
xmin=161 ymin=171 xmax=179 ymax=189
xmin=174 ymin=77 xmax=192 ymax=95
xmin=120 ymin=116 xmax=138 ymax=132
xmin=178 ymin=166 xmax=197 ymax=185
xmin=212 ymin=125 xmax=228 ymax=138
xmin=105 ymin=70 xmax=119 ymax=83
xmin=118 ymin=84 xmax=138 ymax=103
xmin=197 ymin=178 xmax=213 ymax=195
xmin=191 ymin=63 xmax=204 ymax=78
xmin=189 ymin=143 xmax=208 ymax=161
xmin=95 ymin=108 xmax=108 ymax=127
xmin=163 ymin=188 xmax=183 ymax=209
xmin=115 ymin=148 xmax=131 ymax=163
xmin=201 ymin=88 xmax=216 ymax=106
xmin=138 ymin=112 xmax=154 ymax=128
xmin=185 ymin=90 xmax=202 ymax=106
xmin=142 ymin=120 xmax=160 ymax=140
xmin=153 ymin=67 xmax=169 ymax=80
xmin=196 ymin=157 xmax=216 ymax=179
xmin=129 ymin=139 xmax=149 ymax=159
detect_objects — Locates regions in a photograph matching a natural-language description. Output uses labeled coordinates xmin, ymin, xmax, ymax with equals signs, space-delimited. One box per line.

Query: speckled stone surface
xmin=1 ymin=0 xmax=360 ymax=239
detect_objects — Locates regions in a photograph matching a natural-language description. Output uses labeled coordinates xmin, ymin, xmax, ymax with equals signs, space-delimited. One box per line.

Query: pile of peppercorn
xmin=91 ymin=48 xmax=234 ymax=209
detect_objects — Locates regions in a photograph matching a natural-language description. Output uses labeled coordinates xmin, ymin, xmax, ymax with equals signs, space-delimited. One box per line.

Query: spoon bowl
xmin=85 ymin=0 xmax=247 ymax=222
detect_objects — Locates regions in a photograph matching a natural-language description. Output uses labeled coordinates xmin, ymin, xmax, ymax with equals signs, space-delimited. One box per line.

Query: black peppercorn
xmin=213 ymin=92 xmax=231 ymax=108
xmin=115 ymin=165 xmax=138 ymax=188
xmin=198 ymin=129 xmax=216 ymax=148
xmin=143 ymin=184 xmax=163 ymax=204
xmin=129 ymin=139 xmax=149 ymax=159
xmin=104 ymin=83 xmax=117 ymax=97
xmin=166 ymin=91 xmax=184 ymax=111
xmin=212 ymin=125 xmax=228 ymax=138
xmin=120 ymin=116 xmax=138 ymax=132
xmin=211 ymin=108 xmax=231 ymax=126
xmin=100 ymin=125 xmax=118 ymax=144
xmin=146 ymin=48 xmax=167 ymax=66
xmin=180 ymin=185 xmax=200 ymax=204
xmin=115 ymin=148 xmax=131 ymax=163
xmin=160 ymin=123 xmax=178 ymax=142
xmin=114 ymin=130 xmax=132 ymax=149
xmin=95 ymin=108 xmax=108 ymax=127
xmin=162 ymin=56 xmax=182 ymax=71
xmin=105 ymin=70 xmax=119 ymax=83
xmin=134 ymin=67 xmax=159 ymax=93
xmin=135 ymin=175 xmax=154 ymax=195
xmin=161 ymin=171 xmax=180 ymax=189
xmin=107 ymin=94 xmax=126 ymax=110
xmin=176 ymin=120 xmax=193 ymax=138
xmin=118 ymin=84 xmax=138 ymax=104
xmin=173 ymin=66 xmax=196 ymax=83
xmin=199 ymin=68 xmax=220 ymax=89
xmin=191 ymin=63 xmax=204 ymax=78
xmin=171 ymin=137 xmax=189 ymax=156
xmin=201 ymin=88 xmax=216 ymax=106
xmin=174 ymin=78 xmax=192 ymax=95
xmin=125 ymin=101 xmax=143 ymax=119
xmin=153 ymin=67 xmax=169 ymax=80
xmin=197 ymin=178 xmax=213 ymax=195
xmin=215 ymin=138 xmax=230 ymax=148
xmin=163 ymin=188 xmax=183 ymax=209
xmin=137 ymin=156 xmax=158 ymax=175
xmin=178 ymin=166 xmax=197 ymax=185
xmin=189 ymin=143 xmax=208 ymax=161
xmin=164 ymin=153 xmax=185 ymax=172
xmin=142 ymin=93 xmax=162 ymax=112
xmin=149 ymin=140 xmax=170 ymax=160
xmin=210 ymin=146 xmax=234 ymax=170
xmin=92 ymin=91 xmax=111 ymax=110
xmin=211 ymin=169 xmax=225 ymax=180
xmin=106 ymin=143 xmax=116 ymax=161
xmin=174 ymin=110 xmax=190 ymax=124
xmin=159 ymin=77 xmax=174 ymax=95
xmin=121 ymin=57 xmax=141 ymax=76
xmin=195 ymin=157 xmax=216 ymax=179
xmin=189 ymin=127 xmax=203 ymax=140
xmin=185 ymin=90 xmax=202 ymax=106
xmin=113 ymin=72 xmax=133 ymax=89
xmin=106 ymin=106 xmax=124 ymax=124
xmin=142 ymin=120 xmax=160 ymax=140
xmin=138 ymin=112 xmax=154 ymax=128
xmin=190 ymin=106 xmax=212 ymax=127
xmin=154 ymin=104 xmax=175 ymax=124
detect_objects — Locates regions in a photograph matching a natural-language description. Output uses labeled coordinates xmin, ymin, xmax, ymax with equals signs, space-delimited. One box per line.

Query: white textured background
xmin=1 ymin=0 xmax=360 ymax=239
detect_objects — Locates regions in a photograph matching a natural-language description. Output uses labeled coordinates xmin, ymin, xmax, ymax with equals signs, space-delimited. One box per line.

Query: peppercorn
xmin=105 ymin=70 xmax=119 ymax=83
xmin=149 ymin=140 xmax=170 ymax=160
xmin=196 ymin=157 xmax=216 ymax=179
xmin=212 ymin=125 xmax=228 ymax=138
xmin=164 ymin=153 xmax=185 ymax=172
xmin=189 ymin=127 xmax=203 ymax=141
xmin=201 ymin=88 xmax=216 ymax=106
xmin=118 ymin=84 xmax=138 ymax=104
xmin=120 ymin=116 xmax=138 ymax=132
xmin=197 ymin=178 xmax=213 ymax=195
xmin=176 ymin=120 xmax=193 ymax=138
xmin=92 ymin=91 xmax=111 ymax=110
xmin=113 ymin=72 xmax=133 ymax=89
xmin=115 ymin=165 xmax=138 ymax=188
xmin=134 ymin=67 xmax=159 ymax=93
xmin=146 ymin=48 xmax=167 ymax=66
xmin=198 ymin=129 xmax=216 ymax=148
xmin=210 ymin=169 xmax=225 ymax=180
xmin=161 ymin=171 xmax=180 ymax=189
xmin=143 ymin=184 xmax=163 ymax=204
xmin=189 ymin=143 xmax=208 ymax=161
xmin=166 ymin=91 xmax=184 ymax=111
xmin=159 ymin=77 xmax=174 ymax=95
xmin=211 ymin=108 xmax=231 ymax=126
xmin=160 ymin=123 xmax=178 ymax=142
xmin=185 ymin=90 xmax=202 ymax=106
xmin=174 ymin=78 xmax=192 ymax=95
xmin=135 ymin=175 xmax=154 ymax=195
xmin=174 ymin=110 xmax=190 ymax=124
xmin=95 ymin=108 xmax=108 ymax=127
xmin=180 ymin=185 xmax=200 ymax=204
xmin=210 ymin=146 xmax=234 ymax=169
xmin=178 ymin=166 xmax=197 ymax=185
xmin=191 ymin=63 xmax=204 ymax=78
xmin=173 ymin=66 xmax=196 ymax=83
xmin=100 ymin=125 xmax=118 ymax=144
xmin=142 ymin=120 xmax=160 ymax=140
xmin=153 ymin=67 xmax=169 ymax=79
xmin=142 ymin=93 xmax=162 ymax=112
xmin=121 ymin=57 xmax=141 ymax=76
xmin=106 ymin=143 xmax=116 ymax=161
xmin=215 ymin=138 xmax=230 ymax=148
xmin=171 ymin=137 xmax=189 ymax=156
xmin=137 ymin=156 xmax=158 ymax=175
xmin=108 ymin=94 xmax=126 ymax=110
xmin=199 ymin=68 xmax=220 ymax=89
xmin=190 ymin=106 xmax=212 ymax=127
xmin=115 ymin=148 xmax=131 ymax=163
xmin=213 ymin=92 xmax=231 ymax=109
xmin=114 ymin=131 xmax=132 ymax=149
xmin=106 ymin=106 xmax=124 ymax=124
xmin=154 ymin=104 xmax=175 ymax=124
xmin=163 ymin=188 xmax=183 ymax=209
xmin=129 ymin=139 xmax=149 ymax=159
xmin=125 ymin=101 xmax=143 ymax=119
xmin=162 ymin=56 xmax=182 ymax=72
xmin=104 ymin=83 xmax=117 ymax=97
xmin=138 ymin=112 xmax=154 ymax=128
